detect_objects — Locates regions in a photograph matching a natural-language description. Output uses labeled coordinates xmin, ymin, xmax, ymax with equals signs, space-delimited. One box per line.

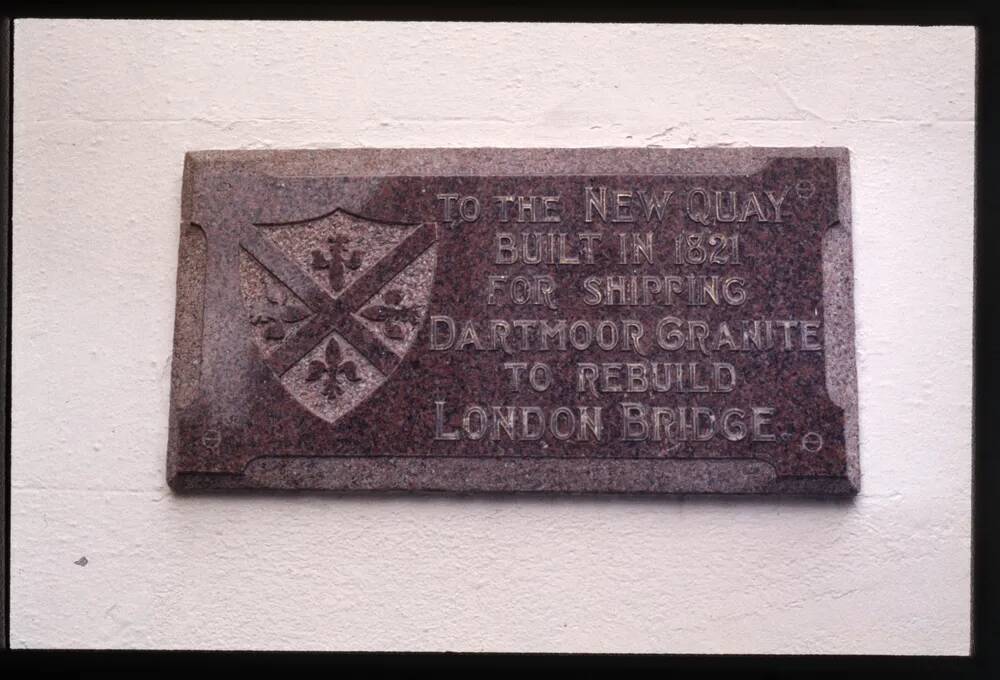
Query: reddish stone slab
xmin=167 ymin=148 xmax=859 ymax=494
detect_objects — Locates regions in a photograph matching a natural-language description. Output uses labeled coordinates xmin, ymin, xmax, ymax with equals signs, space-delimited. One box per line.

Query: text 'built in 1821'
xmin=167 ymin=148 xmax=859 ymax=494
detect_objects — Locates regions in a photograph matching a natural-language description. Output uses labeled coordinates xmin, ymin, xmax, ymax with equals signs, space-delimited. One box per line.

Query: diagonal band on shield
xmin=239 ymin=221 xmax=438 ymax=378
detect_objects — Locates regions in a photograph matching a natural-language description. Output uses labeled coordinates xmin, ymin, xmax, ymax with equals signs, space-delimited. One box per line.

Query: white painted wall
xmin=10 ymin=20 xmax=975 ymax=654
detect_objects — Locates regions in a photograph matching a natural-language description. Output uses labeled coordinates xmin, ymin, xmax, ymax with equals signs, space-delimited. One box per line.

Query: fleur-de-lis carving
xmin=305 ymin=336 xmax=362 ymax=400
xmin=249 ymin=282 xmax=311 ymax=341
xmin=360 ymin=289 xmax=420 ymax=340
xmin=311 ymin=235 xmax=363 ymax=292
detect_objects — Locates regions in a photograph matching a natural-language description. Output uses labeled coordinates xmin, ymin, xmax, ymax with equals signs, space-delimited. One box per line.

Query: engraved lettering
xmin=637 ymin=189 xmax=674 ymax=220
xmin=766 ymin=187 xmax=790 ymax=222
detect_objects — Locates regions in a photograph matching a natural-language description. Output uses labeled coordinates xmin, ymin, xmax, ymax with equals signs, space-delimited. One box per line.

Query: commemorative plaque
xmin=167 ymin=148 xmax=859 ymax=494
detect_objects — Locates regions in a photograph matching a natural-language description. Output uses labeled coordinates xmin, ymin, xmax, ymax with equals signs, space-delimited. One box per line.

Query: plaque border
xmin=168 ymin=148 xmax=859 ymax=495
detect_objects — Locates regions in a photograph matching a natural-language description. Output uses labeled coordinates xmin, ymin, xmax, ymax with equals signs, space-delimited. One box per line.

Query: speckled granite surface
xmin=167 ymin=148 xmax=858 ymax=495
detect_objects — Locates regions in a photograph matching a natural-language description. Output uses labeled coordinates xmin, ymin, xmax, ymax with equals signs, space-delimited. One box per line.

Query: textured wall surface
xmin=10 ymin=21 xmax=974 ymax=653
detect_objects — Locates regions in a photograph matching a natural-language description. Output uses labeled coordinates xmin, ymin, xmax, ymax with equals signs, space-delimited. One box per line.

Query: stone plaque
xmin=167 ymin=148 xmax=859 ymax=494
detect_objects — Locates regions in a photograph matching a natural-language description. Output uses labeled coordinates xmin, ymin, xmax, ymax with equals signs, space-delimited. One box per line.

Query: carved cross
xmin=239 ymin=222 xmax=437 ymax=377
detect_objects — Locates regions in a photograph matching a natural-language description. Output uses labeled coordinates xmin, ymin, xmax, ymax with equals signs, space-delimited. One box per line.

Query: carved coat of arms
xmin=239 ymin=210 xmax=438 ymax=425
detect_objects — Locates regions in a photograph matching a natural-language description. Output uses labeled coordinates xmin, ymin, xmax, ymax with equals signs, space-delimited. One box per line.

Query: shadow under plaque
xmin=166 ymin=148 xmax=859 ymax=495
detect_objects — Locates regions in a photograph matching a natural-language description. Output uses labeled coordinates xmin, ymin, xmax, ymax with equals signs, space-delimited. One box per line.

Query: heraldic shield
xmin=239 ymin=209 xmax=439 ymax=426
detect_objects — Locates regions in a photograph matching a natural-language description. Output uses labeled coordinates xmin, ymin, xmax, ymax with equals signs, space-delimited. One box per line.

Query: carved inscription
xmin=169 ymin=149 xmax=857 ymax=494
xmin=428 ymin=182 xmax=829 ymax=453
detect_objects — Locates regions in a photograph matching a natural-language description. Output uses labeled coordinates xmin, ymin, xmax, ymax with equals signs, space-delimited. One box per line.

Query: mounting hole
xmin=801 ymin=431 xmax=823 ymax=453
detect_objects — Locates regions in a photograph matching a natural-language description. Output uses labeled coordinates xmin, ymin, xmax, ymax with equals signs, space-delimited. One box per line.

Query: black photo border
xmin=0 ymin=2 xmax=994 ymax=677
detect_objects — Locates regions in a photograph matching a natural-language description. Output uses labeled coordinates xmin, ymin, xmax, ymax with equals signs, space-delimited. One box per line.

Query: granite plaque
xmin=167 ymin=148 xmax=859 ymax=494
